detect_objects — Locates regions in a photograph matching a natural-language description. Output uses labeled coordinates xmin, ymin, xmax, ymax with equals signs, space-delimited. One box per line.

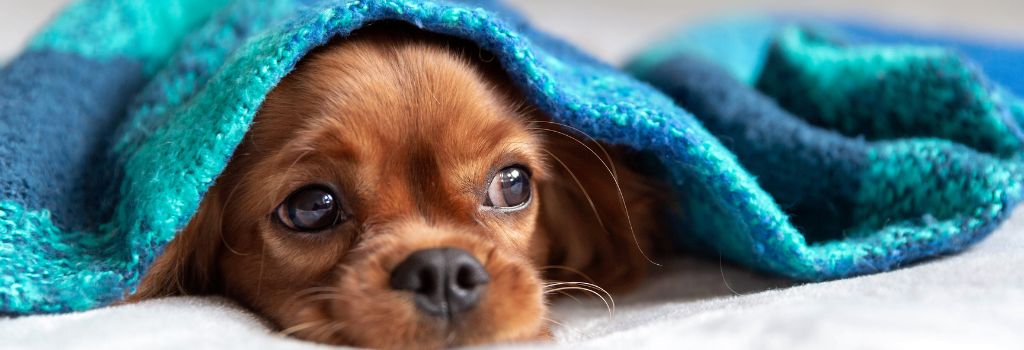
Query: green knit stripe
xmin=30 ymin=0 xmax=232 ymax=72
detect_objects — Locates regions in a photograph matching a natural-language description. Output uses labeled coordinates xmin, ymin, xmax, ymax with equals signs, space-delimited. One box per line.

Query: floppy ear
xmin=535 ymin=127 xmax=668 ymax=292
xmin=126 ymin=188 xmax=225 ymax=301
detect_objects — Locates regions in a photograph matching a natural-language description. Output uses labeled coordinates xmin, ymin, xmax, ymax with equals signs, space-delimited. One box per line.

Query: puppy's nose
xmin=389 ymin=247 xmax=490 ymax=318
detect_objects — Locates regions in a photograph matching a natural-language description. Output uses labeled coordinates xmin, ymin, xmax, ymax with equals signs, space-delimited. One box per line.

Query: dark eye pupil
xmin=283 ymin=187 xmax=341 ymax=231
xmin=498 ymin=167 xmax=530 ymax=207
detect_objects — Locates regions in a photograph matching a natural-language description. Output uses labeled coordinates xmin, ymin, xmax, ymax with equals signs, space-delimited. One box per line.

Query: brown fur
xmin=129 ymin=24 xmax=667 ymax=349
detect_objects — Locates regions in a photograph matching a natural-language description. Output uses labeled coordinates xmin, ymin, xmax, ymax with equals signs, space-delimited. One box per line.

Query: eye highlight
xmin=276 ymin=185 xmax=347 ymax=232
xmin=485 ymin=166 xmax=532 ymax=209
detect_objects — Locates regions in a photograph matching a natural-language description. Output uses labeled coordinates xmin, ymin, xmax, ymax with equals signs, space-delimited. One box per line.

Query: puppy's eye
xmin=276 ymin=185 xmax=346 ymax=231
xmin=485 ymin=166 xmax=531 ymax=209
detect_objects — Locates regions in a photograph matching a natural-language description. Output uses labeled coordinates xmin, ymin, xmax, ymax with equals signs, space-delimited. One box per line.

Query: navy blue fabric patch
xmin=0 ymin=51 xmax=144 ymax=230
xmin=643 ymin=54 xmax=869 ymax=241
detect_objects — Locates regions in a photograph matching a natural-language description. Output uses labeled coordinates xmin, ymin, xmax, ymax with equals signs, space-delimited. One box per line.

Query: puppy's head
xmin=132 ymin=25 xmax=663 ymax=348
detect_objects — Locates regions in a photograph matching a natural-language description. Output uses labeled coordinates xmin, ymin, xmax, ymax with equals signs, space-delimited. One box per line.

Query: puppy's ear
xmin=126 ymin=188 xmax=225 ymax=301
xmin=535 ymin=129 xmax=667 ymax=292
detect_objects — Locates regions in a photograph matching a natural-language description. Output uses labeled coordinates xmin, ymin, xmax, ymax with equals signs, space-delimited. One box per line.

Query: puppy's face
xmin=220 ymin=32 xmax=551 ymax=347
xmin=133 ymin=26 xmax=664 ymax=349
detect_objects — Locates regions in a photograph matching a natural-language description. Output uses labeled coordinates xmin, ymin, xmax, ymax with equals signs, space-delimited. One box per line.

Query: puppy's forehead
xmin=290 ymin=39 xmax=538 ymax=167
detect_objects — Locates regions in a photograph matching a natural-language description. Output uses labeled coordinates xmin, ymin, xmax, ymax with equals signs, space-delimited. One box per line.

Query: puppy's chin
xmin=273 ymin=222 xmax=547 ymax=349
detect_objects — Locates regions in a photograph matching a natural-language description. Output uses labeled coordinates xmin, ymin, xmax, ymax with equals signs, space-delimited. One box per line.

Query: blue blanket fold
xmin=629 ymin=18 xmax=1024 ymax=276
xmin=1 ymin=1 xmax=1022 ymax=315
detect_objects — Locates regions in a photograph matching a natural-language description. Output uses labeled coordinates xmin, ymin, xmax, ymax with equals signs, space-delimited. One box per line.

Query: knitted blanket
xmin=628 ymin=16 xmax=1024 ymax=277
xmin=1 ymin=0 xmax=1021 ymax=315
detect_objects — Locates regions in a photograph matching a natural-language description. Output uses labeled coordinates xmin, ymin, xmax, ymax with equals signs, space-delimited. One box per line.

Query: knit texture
xmin=629 ymin=18 xmax=1024 ymax=280
xmin=1 ymin=1 xmax=1021 ymax=315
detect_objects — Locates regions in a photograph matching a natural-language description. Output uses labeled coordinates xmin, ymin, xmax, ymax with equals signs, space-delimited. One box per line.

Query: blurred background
xmin=3 ymin=0 xmax=1023 ymax=64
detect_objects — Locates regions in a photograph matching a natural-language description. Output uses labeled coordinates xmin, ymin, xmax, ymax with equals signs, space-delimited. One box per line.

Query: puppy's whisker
xmin=445 ymin=329 xmax=457 ymax=347
xmin=540 ymin=149 xmax=609 ymax=235
xmin=526 ymin=127 xmax=611 ymax=171
xmin=295 ymin=286 xmax=347 ymax=295
xmin=471 ymin=217 xmax=488 ymax=231
xmin=539 ymin=265 xmax=597 ymax=285
xmin=542 ymin=317 xmax=581 ymax=338
xmin=528 ymin=120 xmax=618 ymax=179
xmin=719 ymin=253 xmax=744 ymax=297
xmin=546 ymin=289 xmax=583 ymax=304
xmin=542 ymin=281 xmax=611 ymax=296
xmin=173 ymin=251 xmax=186 ymax=294
xmin=296 ymin=293 xmax=352 ymax=303
xmin=311 ymin=321 xmax=347 ymax=341
xmin=527 ymin=126 xmax=661 ymax=267
xmin=218 ymin=175 xmax=256 ymax=256
xmin=543 ymin=281 xmax=616 ymax=315
xmin=275 ymin=149 xmax=314 ymax=193
xmin=509 ymin=103 xmax=544 ymax=128
xmin=544 ymin=286 xmax=610 ymax=314
xmin=544 ymin=286 xmax=613 ymax=317
xmin=321 ymin=322 xmax=348 ymax=342
xmin=284 ymin=286 xmax=348 ymax=307
xmin=278 ymin=320 xmax=329 ymax=337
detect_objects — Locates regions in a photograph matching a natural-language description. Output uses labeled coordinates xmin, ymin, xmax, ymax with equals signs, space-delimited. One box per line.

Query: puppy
xmin=129 ymin=24 xmax=667 ymax=348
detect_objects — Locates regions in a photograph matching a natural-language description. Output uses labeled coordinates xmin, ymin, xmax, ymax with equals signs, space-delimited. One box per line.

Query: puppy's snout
xmin=389 ymin=247 xmax=490 ymax=318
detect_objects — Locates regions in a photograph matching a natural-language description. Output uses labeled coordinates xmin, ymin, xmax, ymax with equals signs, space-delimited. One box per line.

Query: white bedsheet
xmin=4 ymin=206 xmax=1022 ymax=350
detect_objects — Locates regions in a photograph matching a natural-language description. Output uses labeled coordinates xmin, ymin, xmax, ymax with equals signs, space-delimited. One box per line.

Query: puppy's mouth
xmin=278 ymin=231 xmax=547 ymax=349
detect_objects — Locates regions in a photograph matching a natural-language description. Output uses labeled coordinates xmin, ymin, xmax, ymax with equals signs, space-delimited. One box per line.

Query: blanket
xmin=628 ymin=17 xmax=1024 ymax=276
xmin=1 ymin=0 xmax=1022 ymax=316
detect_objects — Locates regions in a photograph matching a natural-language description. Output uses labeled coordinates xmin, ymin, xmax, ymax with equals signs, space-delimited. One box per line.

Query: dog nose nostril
xmin=415 ymin=269 xmax=434 ymax=294
xmin=451 ymin=254 xmax=489 ymax=292
xmin=389 ymin=248 xmax=490 ymax=319
xmin=456 ymin=265 xmax=479 ymax=289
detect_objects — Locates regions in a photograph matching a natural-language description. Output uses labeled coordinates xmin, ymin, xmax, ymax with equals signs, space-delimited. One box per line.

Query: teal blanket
xmin=2 ymin=0 xmax=1022 ymax=314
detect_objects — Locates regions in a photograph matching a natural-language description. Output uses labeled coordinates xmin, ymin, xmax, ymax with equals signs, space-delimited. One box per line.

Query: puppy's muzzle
xmin=389 ymin=248 xmax=490 ymax=319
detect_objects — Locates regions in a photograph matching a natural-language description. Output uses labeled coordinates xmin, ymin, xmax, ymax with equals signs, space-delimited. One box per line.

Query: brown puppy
xmin=129 ymin=24 xmax=667 ymax=348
